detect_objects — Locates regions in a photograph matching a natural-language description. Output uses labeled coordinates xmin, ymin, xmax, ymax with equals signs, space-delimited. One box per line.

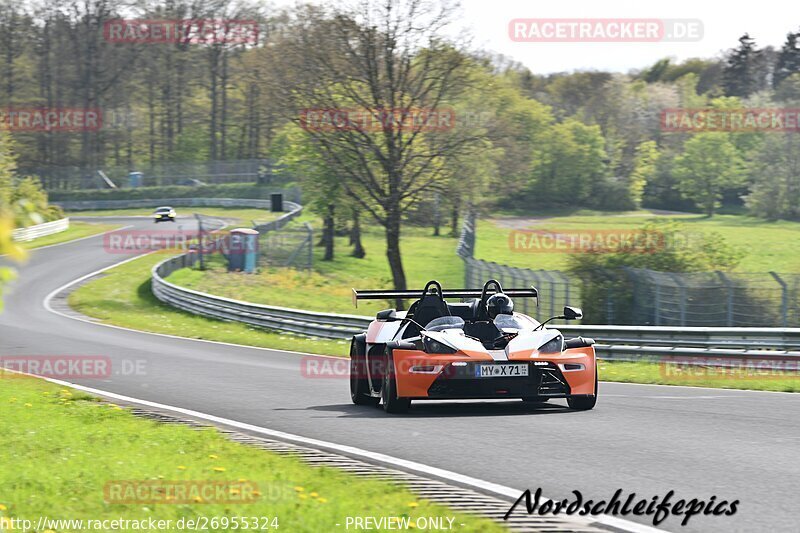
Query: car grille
xmin=426 ymin=362 xmax=570 ymax=399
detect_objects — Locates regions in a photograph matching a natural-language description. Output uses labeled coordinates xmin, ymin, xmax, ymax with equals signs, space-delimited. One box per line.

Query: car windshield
xmin=425 ymin=316 xmax=465 ymax=332
xmin=155 ymin=207 xmax=172 ymax=212
xmin=493 ymin=314 xmax=532 ymax=331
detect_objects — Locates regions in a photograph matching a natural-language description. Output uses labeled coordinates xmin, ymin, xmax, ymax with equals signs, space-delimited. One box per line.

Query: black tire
xmin=350 ymin=336 xmax=379 ymax=406
xmin=381 ymin=353 xmax=410 ymax=414
xmin=567 ymin=363 xmax=598 ymax=411
xmin=521 ymin=396 xmax=550 ymax=403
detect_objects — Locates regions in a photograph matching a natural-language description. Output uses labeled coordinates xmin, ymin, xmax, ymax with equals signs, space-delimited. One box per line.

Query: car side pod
xmin=382 ymin=341 xmax=413 ymax=414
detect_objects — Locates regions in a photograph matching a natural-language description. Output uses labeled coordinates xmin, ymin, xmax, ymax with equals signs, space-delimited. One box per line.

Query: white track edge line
xmin=28 ymin=372 xmax=665 ymax=533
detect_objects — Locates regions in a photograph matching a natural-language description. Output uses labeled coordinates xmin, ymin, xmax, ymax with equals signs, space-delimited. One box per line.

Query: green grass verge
xmin=19 ymin=221 xmax=120 ymax=250
xmin=69 ymin=207 xmax=280 ymax=224
xmin=0 ymin=376 xmax=504 ymax=532
xmin=67 ymin=220 xmax=798 ymax=393
xmin=68 ymin=253 xmax=349 ymax=357
xmin=168 ymin=216 xmax=462 ymax=316
xmin=598 ymin=360 xmax=800 ymax=392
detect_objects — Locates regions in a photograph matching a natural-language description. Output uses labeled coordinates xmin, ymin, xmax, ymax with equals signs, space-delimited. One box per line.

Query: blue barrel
xmin=227 ymin=228 xmax=259 ymax=273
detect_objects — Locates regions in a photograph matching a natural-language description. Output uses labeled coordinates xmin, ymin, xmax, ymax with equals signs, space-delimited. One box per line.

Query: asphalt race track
xmin=2 ymin=217 xmax=799 ymax=533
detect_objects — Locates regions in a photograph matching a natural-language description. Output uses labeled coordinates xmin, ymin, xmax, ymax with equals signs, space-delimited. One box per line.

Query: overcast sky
xmin=275 ymin=0 xmax=800 ymax=74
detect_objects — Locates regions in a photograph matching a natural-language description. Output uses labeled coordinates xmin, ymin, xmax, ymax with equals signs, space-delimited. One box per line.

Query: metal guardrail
xmin=12 ymin=217 xmax=69 ymax=242
xmin=148 ymin=200 xmax=800 ymax=365
xmin=153 ymin=259 xmax=800 ymax=362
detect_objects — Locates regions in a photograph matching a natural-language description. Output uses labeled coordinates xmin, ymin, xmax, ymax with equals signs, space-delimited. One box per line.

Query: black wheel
xmin=521 ymin=396 xmax=550 ymax=403
xmin=567 ymin=363 xmax=598 ymax=411
xmin=350 ymin=336 xmax=379 ymax=406
xmin=381 ymin=353 xmax=410 ymax=414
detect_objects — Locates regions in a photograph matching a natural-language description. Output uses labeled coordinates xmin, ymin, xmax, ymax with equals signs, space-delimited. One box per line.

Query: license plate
xmin=476 ymin=364 xmax=529 ymax=378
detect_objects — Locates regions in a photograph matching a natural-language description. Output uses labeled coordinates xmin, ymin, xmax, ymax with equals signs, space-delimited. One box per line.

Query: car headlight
xmin=538 ymin=335 xmax=564 ymax=354
xmin=169 ymin=211 xmax=176 ymax=217
xmin=422 ymin=336 xmax=457 ymax=354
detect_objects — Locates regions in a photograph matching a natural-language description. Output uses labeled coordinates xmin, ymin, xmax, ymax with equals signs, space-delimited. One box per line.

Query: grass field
xmin=68 ymin=207 xmax=281 ymax=224
xmin=67 ymin=241 xmax=800 ymax=392
xmin=478 ymin=210 xmax=800 ymax=272
xmin=18 ymin=221 xmax=120 ymax=250
xmin=68 ymin=253 xmax=349 ymax=356
xmin=168 ymin=215 xmax=463 ymax=316
xmin=0 ymin=375 xmax=504 ymax=532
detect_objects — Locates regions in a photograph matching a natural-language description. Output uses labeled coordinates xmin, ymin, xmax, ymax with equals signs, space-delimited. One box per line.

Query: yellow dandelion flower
xmin=238 ymin=478 xmax=247 ymax=482
xmin=43 ymin=392 xmax=50 ymax=396
xmin=212 ymin=467 xmax=226 ymax=472
xmin=0 ymin=504 xmax=7 ymax=511
xmin=409 ymin=521 xmax=416 ymax=529
xmin=24 ymin=403 xmax=32 ymax=407
xmin=193 ymin=496 xmax=203 ymax=503
xmin=253 ymin=491 xmax=262 ymax=497
xmin=177 ymin=466 xmax=187 ymax=470
xmin=208 ymin=454 xmax=219 ymax=459
xmin=298 ymin=494 xmax=308 ymax=500
xmin=318 ymin=497 xmax=328 ymax=503
xmin=407 ymin=502 xmax=419 ymax=508
xmin=294 ymin=486 xmax=304 ymax=492
xmin=309 ymin=492 xmax=319 ymax=498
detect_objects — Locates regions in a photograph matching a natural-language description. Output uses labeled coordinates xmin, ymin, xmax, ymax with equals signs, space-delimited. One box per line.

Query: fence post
xmin=716 ymin=271 xmax=734 ymax=327
xmin=654 ymin=281 xmax=661 ymax=326
xmin=769 ymin=271 xmax=788 ymax=327
xmin=668 ymin=273 xmax=687 ymax=326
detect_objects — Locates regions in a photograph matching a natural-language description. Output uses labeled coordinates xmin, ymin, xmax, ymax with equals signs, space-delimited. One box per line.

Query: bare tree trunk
xmin=450 ymin=201 xmax=460 ymax=236
xmin=433 ymin=193 xmax=441 ymax=236
xmin=323 ymin=203 xmax=335 ymax=260
xmin=385 ymin=208 xmax=407 ymax=309
xmin=351 ymin=209 xmax=365 ymax=258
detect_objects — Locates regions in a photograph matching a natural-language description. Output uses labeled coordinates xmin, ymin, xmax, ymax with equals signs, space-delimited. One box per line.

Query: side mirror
xmin=376 ymin=309 xmax=398 ymax=321
xmin=563 ymin=306 xmax=583 ymax=320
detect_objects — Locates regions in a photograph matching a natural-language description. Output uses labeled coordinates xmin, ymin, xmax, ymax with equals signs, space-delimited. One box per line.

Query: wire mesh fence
xmin=456 ymin=211 xmax=799 ymax=326
xmin=257 ymin=223 xmax=313 ymax=270
xmin=462 ymin=258 xmax=800 ymax=327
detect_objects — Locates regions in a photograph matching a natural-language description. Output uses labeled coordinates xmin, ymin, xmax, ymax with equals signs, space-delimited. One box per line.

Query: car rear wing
xmin=352 ymin=287 xmax=538 ymax=308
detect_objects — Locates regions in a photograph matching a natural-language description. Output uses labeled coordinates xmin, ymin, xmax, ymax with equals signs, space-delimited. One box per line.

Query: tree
xmin=722 ymin=34 xmax=764 ymax=98
xmin=673 ymin=133 xmax=745 ymax=216
xmin=744 ymin=132 xmax=800 ymax=220
xmin=530 ymin=118 xmax=607 ymax=205
xmin=629 ymin=141 xmax=660 ymax=207
xmin=0 ymin=130 xmax=26 ymax=310
xmin=774 ymin=29 xmax=800 ymax=89
xmin=273 ymin=0 xmax=481 ymax=305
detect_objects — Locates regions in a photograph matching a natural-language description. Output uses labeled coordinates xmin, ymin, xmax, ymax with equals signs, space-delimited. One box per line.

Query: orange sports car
xmin=350 ymin=280 xmax=597 ymax=413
